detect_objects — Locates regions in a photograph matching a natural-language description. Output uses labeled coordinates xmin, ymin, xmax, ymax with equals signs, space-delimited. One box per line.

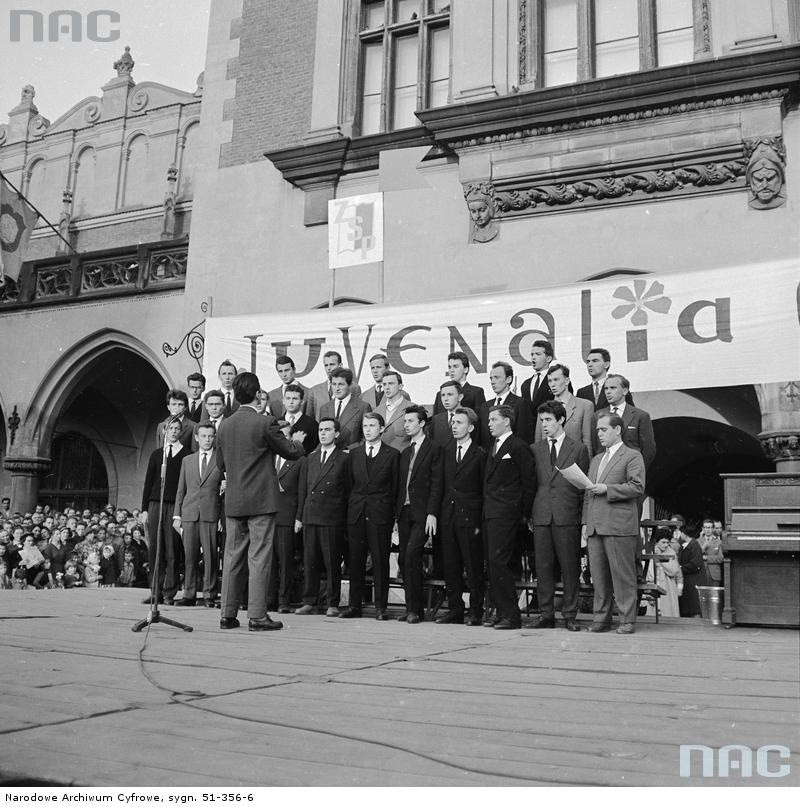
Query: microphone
xmin=161 ymin=445 xmax=168 ymax=481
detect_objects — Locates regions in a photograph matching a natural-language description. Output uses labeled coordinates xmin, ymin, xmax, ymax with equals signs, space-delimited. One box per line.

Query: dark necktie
xmin=336 ymin=400 xmax=342 ymax=419
xmin=327 ymin=383 xmax=332 ymax=400
xmin=532 ymin=373 xmax=541 ymax=400
xmin=191 ymin=401 xmax=198 ymax=417
xmin=593 ymin=381 xmax=600 ymax=404
xmin=368 ymin=445 xmax=374 ymax=459
xmin=225 ymin=392 xmax=232 ymax=412
xmin=550 ymin=439 xmax=557 ymax=468
xmin=611 ymin=406 xmax=618 ymax=415
xmin=200 ymin=453 xmax=207 ymax=476
xmin=321 ymin=450 xmax=327 ymax=465
xmin=495 ymin=397 xmax=501 ymax=406
xmin=167 ymin=444 xmax=172 ymax=460
xmin=375 ymin=385 xmax=383 ymax=406
xmin=404 ymin=442 xmax=417 ymax=503
xmin=457 ymin=444 xmax=462 ymax=464
xmin=493 ymin=438 xmax=500 ymax=457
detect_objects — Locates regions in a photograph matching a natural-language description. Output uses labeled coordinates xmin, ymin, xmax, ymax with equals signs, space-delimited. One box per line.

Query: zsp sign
xmin=680 ymin=745 xmax=791 ymax=778
xmin=10 ymin=9 xmax=120 ymax=42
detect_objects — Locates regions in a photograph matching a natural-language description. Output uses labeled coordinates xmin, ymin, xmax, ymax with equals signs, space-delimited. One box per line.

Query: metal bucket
xmin=696 ymin=586 xmax=725 ymax=626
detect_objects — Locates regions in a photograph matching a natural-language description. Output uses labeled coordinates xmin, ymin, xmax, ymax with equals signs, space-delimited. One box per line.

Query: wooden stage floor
xmin=1 ymin=588 xmax=798 ymax=787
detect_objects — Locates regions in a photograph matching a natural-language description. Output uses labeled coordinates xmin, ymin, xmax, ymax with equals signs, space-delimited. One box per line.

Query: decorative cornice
xmin=2 ymin=456 xmax=52 ymax=475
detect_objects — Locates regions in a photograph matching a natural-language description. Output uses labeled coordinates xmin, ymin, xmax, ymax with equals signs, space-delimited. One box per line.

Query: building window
xmin=358 ymin=0 xmax=450 ymax=135
xmin=533 ymin=0 xmax=701 ymax=88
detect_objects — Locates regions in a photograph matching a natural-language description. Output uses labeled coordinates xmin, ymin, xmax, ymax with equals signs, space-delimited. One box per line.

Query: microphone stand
xmin=133 ymin=440 xmax=192 ymax=633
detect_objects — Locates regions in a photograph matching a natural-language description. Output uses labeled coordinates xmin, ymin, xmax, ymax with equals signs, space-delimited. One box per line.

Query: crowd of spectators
xmin=0 ymin=498 xmax=149 ymax=590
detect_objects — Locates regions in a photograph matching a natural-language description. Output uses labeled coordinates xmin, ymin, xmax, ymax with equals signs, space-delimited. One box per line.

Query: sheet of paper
xmin=556 ymin=462 xmax=594 ymax=491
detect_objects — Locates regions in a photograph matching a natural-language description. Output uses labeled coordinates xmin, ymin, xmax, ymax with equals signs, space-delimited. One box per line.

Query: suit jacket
xmin=362 ymin=385 xmax=410 ymax=410
xmin=186 ymin=400 xmax=204 ymax=423
xmin=320 ymin=396 xmax=371 ymax=449
xmin=347 ymin=443 xmax=399 ymax=526
xmin=433 ymin=381 xmax=486 ymax=416
xmin=517 ymin=373 xmax=555 ymax=443
xmin=679 ymin=538 xmax=706 ymax=582
xmin=299 ymin=447 xmax=350 ymax=526
xmin=275 ymin=455 xmax=306 ymax=528
xmin=483 ymin=435 xmax=535 ymax=521
xmin=218 ymin=390 xmax=240 ymax=417
xmin=287 ymin=412 xmax=319 ymax=453
xmin=396 ymin=438 xmax=443 ymax=522
xmin=440 ymin=441 xmax=487 ymax=527
xmin=592 ymin=404 xmax=656 ymax=469
xmin=582 ymin=443 xmax=645 ymax=536
xmin=375 ymin=397 xmax=414 ymax=452
xmin=426 ymin=412 xmax=456 ymax=448
xmin=215 ymin=406 xmax=304 ymax=517
xmin=141 ymin=444 xmax=185 ymax=508
xmin=531 ymin=435 xmax=589 ymax=526
xmin=577 ymin=382 xmax=634 ymax=412
xmin=479 ymin=392 xmax=521 ymax=448
xmin=156 ymin=416 xmax=195 ymax=451
xmin=309 ymin=380 xmax=363 ymax=422
xmin=533 ymin=394 xmax=594 ymax=454
xmin=267 ymin=381 xmax=313 ymax=419
xmin=174 ymin=450 xmax=223 ymax=523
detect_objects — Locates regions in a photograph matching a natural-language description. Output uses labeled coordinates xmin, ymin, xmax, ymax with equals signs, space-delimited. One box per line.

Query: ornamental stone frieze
xmin=759 ymin=432 xmax=800 ymax=466
xmin=2 ymin=456 xmax=52 ymax=476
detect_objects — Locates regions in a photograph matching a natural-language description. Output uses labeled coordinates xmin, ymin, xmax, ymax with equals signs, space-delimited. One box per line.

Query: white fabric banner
xmin=203 ymin=259 xmax=799 ymax=404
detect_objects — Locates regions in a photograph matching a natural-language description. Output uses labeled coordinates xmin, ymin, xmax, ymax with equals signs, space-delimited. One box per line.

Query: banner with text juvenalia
xmin=203 ymin=259 xmax=799 ymax=405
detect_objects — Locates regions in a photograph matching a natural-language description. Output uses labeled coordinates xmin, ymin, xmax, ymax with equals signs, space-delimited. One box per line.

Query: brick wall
xmin=220 ymin=0 xmax=317 ymax=167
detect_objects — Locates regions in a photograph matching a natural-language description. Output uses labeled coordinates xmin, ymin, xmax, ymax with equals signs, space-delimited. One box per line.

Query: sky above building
xmin=0 ymin=0 xmax=210 ymax=124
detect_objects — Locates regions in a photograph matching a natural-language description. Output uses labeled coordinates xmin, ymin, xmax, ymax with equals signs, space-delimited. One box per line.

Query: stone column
xmin=2 ymin=456 xmax=52 ymax=514
xmin=756 ymin=381 xmax=800 ymax=473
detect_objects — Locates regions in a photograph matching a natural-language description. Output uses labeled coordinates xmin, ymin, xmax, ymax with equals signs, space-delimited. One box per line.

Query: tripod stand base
xmin=132 ymin=606 xmax=193 ymax=633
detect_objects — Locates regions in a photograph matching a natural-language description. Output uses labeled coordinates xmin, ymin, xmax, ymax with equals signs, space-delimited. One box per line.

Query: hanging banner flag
xmin=328 ymin=192 xmax=383 ymax=268
xmin=0 ymin=175 xmax=39 ymax=283
xmin=204 ymin=259 xmax=800 ymax=404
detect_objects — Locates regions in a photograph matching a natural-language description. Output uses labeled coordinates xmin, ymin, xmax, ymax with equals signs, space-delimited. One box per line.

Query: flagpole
xmin=0 ymin=168 xmax=79 ymax=257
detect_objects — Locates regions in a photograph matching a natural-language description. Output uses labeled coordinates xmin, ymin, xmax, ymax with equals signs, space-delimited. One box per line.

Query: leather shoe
xmin=249 ymin=616 xmax=283 ymax=631
xmin=338 ymin=607 xmax=362 ymax=619
xmin=325 ymin=606 xmax=340 ymax=617
xmin=278 ymin=606 xmax=292 ymax=614
xmin=493 ymin=618 xmax=521 ymax=630
xmin=564 ymin=618 xmax=581 ymax=632
xmin=141 ymin=595 xmax=163 ymax=605
xmin=482 ymin=614 xmax=498 ymax=627
xmin=465 ymin=615 xmax=482 ymax=626
xmin=589 ymin=622 xmax=612 ymax=633
xmin=219 ymin=618 xmax=240 ymax=630
xmin=175 ymin=598 xmax=196 ymax=607
xmin=163 ymin=598 xmax=175 ymax=606
xmin=406 ymin=612 xmax=420 ymax=624
xmin=203 ymin=599 xmax=217 ymax=608
xmin=397 ymin=612 xmax=408 ymax=622
xmin=616 ymin=623 xmax=635 ymax=635
xmin=375 ymin=609 xmax=392 ymax=621
xmin=435 ymin=610 xmax=465 ymax=624
xmin=294 ymin=604 xmax=316 ymax=615
xmin=530 ymin=614 xmax=555 ymax=629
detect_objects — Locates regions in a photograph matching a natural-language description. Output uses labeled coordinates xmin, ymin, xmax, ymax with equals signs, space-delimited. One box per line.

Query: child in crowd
xmin=99 ymin=544 xmax=119 ymax=586
xmin=83 ymin=550 xmax=101 ymax=587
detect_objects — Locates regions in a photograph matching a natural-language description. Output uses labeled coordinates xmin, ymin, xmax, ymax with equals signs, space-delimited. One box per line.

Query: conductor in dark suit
xmin=341 ymin=412 xmax=399 ymax=620
xmin=483 ymin=404 xmax=535 ymax=629
xmin=437 ymin=406 xmax=487 ymax=626
xmin=319 ymin=368 xmax=371 ymax=449
xmin=173 ymin=422 xmax=223 ymax=607
xmin=517 ymin=340 xmax=557 ymax=444
xmin=215 ymin=372 xmax=305 ymax=631
xmin=432 ymin=351 xmax=486 ymax=416
xmin=530 ymin=401 xmax=590 ymax=631
xmin=295 ymin=418 xmax=351 ymax=616
xmin=396 ymin=405 xmax=443 ymax=624
xmin=582 ymin=413 xmax=646 ymax=634
xmin=576 ymin=348 xmax=634 ymax=411
xmin=480 ymin=361 xmax=521 ymax=449
xmin=592 ymin=375 xmax=655 ymax=469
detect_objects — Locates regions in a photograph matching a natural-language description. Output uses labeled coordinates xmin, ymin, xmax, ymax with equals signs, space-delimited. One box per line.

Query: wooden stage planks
xmin=0 ymin=588 xmax=798 ymax=787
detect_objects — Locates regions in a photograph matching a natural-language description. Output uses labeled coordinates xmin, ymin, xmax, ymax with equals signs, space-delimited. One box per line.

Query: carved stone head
xmin=744 ymin=137 xmax=786 ymax=210
xmin=464 ymin=182 xmax=499 ymax=243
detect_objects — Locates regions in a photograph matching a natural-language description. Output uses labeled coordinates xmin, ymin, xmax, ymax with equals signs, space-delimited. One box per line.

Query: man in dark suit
xmin=396 ymin=405 xmax=443 ymax=624
xmin=361 ymin=353 xmax=409 ymax=409
xmin=217 ymin=359 xmax=240 ymax=416
xmin=433 ymin=351 xmax=486 ymax=416
xmin=281 ymin=384 xmax=318 ymax=452
xmin=592 ymin=374 xmax=656 ymax=469
xmin=480 ymin=361 xmax=521 ymax=448
xmin=141 ymin=418 xmax=187 ymax=605
xmin=309 ymin=350 xmax=363 ymax=421
xmin=156 ymin=390 xmax=195 ymax=451
xmin=215 ymin=372 xmax=305 ymax=631
xmin=173 ymin=422 xmax=223 ymax=607
xmin=341 ymin=412 xmax=399 ymax=620
xmin=530 ymin=401 xmax=590 ymax=631
xmin=483 ymin=404 xmax=535 ymax=630
xmin=268 ymin=424 xmax=306 ymax=614
xmin=295 ymin=418 xmax=350 ymax=616
xmin=185 ymin=373 xmax=206 ymax=422
xmin=319 ymin=367 xmax=371 ymax=449
xmin=576 ymin=348 xmax=634 ymax=411
xmin=374 ymin=370 xmax=413 ymax=452
xmin=427 ymin=380 xmax=462 ymax=447
xmin=268 ymin=355 xmax=312 ymax=419
xmin=582 ymin=413 xmax=646 ymax=634
xmin=517 ymin=339 xmax=556 ymax=444
xmin=202 ymin=390 xmax=226 ymax=432
xmin=437 ymin=406 xmax=487 ymax=626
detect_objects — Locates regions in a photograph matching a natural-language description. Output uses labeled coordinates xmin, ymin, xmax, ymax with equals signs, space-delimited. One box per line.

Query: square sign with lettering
xmin=328 ymin=193 xmax=383 ymax=268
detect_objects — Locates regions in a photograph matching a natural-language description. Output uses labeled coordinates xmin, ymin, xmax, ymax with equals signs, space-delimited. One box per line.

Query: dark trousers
xmin=398 ymin=505 xmax=427 ymax=618
xmin=146 ymin=501 xmax=180 ymax=599
xmin=441 ymin=521 xmax=484 ymax=615
xmin=267 ymin=525 xmax=296 ymax=607
xmin=221 ymin=513 xmax=275 ymax=620
xmin=302 ymin=525 xmax=342 ymax=608
xmin=587 ymin=533 xmax=638 ymax=625
xmin=181 ymin=520 xmax=218 ymax=600
xmin=484 ymin=516 xmax=521 ymax=625
xmin=533 ymin=523 xmax=581 ymax=619
xmin=348 ymin=518 xmax=392 ymax=611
